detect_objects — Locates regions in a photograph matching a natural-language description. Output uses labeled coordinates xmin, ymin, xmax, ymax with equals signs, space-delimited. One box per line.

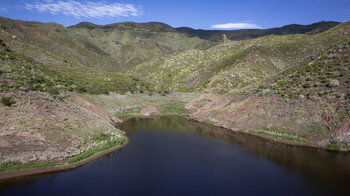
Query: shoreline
xmin=118 ymin=113 xmax=350 ymax=152
xmin=118 ymin=113 xmax=183 ymax=119
xmin=1 ymin=113 xmax=348 ymax=181
xmin=185 ymin=115 xmax=350 ymax=152
xmin=0 ymin=137 xmax=129 ymax=180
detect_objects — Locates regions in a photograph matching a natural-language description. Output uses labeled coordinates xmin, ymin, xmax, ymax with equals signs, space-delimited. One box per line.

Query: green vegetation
xmin=159 ymin=100 xmax=191 ymax=115
xmin=47 ymin=87 xmax=60 ymax=95
xmin=263 ymin=39 xmax=350 ymax=101
xmin=1 ymin=95 xmax=14 ymax=106
xmin=249 ymin=130 xmax=309 ymax=143
xmin=326 ymin=143 xmax=350 ymax=149
xmin=0 ymin=161 xmax=58 ymax=171
xmin=68 ymin=136 xmax=126 ymax=164
xmin=150 ymin=112 xmax=161 ymax=116
xmin=204 ymin=118 xmax=219 ymax=124
xmin=0 ymin=44 xmax=149 ymax=95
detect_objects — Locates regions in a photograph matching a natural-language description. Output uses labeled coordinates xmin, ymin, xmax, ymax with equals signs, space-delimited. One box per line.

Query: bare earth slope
xmin=0 ymin=91 xmax=125 ymax=173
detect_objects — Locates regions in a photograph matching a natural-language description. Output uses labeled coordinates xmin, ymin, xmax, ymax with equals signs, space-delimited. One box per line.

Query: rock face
xmin=222 ymin=34 xmax=229 ymax=43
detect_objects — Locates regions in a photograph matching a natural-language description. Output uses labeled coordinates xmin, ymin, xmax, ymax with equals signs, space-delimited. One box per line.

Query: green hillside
xmin=1 ymin=16 xmax=349 ymax=154
xmin=0 ymin=34 xmax=149 ymax=95
xmin=128 ymin=21 xmax=350 ymax=93
xmin=0 ymin=17 xmax=338 ymax=74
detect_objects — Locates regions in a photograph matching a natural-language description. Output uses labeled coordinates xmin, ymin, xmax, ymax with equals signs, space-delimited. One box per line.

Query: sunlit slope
xmin=128 ymin=21 xmax=350 ymax=92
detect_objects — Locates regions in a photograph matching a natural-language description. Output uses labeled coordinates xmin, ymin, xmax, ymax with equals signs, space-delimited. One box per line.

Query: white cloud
xmin=25 ymin=1 xmax=143 ymax=18
xmin=211 ymin=22 xmax=262 ymax=29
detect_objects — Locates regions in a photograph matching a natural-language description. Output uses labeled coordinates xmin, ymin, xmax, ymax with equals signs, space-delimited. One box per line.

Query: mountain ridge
xmin=68 ymin=20 xmax=340 ymax=42
xmin=176 ymin=21 xmax=340 ymax=41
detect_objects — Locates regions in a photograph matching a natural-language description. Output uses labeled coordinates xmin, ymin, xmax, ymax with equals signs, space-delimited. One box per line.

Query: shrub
xmin=1 ymin=95 xmax=14 ymax=106
xmin=0 ymin=81 xmax=11 ymax=91
xmin=75 ymin=85 xmax=87 ymax=93
xmin=216 ymin=88 xmax=228 ymax=94
xmin=0 ymin=161 xmax=57 ymax=171
xmin=327 ymin=79 xmax=340 ymax=88
xmin=47 ymin=87 xmax=59 ymax=95
xmin=303 ymin=82 xmax=312 ymax=88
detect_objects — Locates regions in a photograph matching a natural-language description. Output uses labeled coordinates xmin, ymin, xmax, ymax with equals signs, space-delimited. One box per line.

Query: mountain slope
xmin=128 ymin=21 xmax=349 ymax=93
xmin=183 ymin=21 xmax=350 ymax=148
xmin=176 ymin=21 xmax=340 ymax=42
xmin=0 ymin=32 xmax=149 ymax=94
xmin=0 ymin=17 xmax=339 ymax=73
xmin=68 ymin=21 xmax=213 ymax=71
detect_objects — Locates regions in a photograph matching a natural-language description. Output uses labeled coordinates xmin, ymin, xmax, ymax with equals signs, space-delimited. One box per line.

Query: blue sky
xmin=0 ymin=0 xmax=349 ymax=29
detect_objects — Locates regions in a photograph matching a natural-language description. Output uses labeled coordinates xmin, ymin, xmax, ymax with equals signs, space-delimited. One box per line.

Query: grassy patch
xmin=0 ymin=161 xmax=58 ymax=171
xmin=326 ymin=140 xmax=350 ymax=149
xmin=68 ymin=137 xmax=126 ymax=164
xmin=116 ymin=107 xmax=141 ymax=117
xmin=150 ymin=112 xmax=161 ymax=116
xmin=249 ymin=129 xmax=309 ymax=143
xmin=326 ymin=143 xmax=341 ymax=148
xmin=204 ymin=118 xmax=219 ymax=124
xmin=159 ymin=100 xmax=191 ymax=115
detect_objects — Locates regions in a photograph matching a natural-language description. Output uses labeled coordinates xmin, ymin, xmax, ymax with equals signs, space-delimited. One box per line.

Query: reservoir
xmin=1 ymin=116 xmax=350 ymax=195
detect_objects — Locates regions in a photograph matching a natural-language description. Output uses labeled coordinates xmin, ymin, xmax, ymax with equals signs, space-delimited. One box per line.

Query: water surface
xmin=1 ymin=116 xmax=350 ymax=195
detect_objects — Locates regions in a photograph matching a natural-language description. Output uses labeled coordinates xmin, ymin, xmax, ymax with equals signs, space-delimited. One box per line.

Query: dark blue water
xmin=1 ymin=116 xmax=350 ymax=195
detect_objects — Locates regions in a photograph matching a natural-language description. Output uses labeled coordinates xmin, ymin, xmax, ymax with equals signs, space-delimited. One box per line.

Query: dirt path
xmin=139 ymin=105 xmax=160 ymax=116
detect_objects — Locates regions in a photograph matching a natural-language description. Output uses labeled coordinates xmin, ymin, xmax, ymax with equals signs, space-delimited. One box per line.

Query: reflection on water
xmin=1 ymin=116 xmax=350 ymax=195
xmin=120 ymin=116 xmax=350 ymax=195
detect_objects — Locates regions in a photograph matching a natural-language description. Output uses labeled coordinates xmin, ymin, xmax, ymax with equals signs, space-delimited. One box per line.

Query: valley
xmin=0 ymin=16 xmax=349 ymax=177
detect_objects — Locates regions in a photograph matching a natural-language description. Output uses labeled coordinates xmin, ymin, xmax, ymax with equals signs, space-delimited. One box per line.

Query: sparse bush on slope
xmin=1 ymin=95 xmax=14 ymax=106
